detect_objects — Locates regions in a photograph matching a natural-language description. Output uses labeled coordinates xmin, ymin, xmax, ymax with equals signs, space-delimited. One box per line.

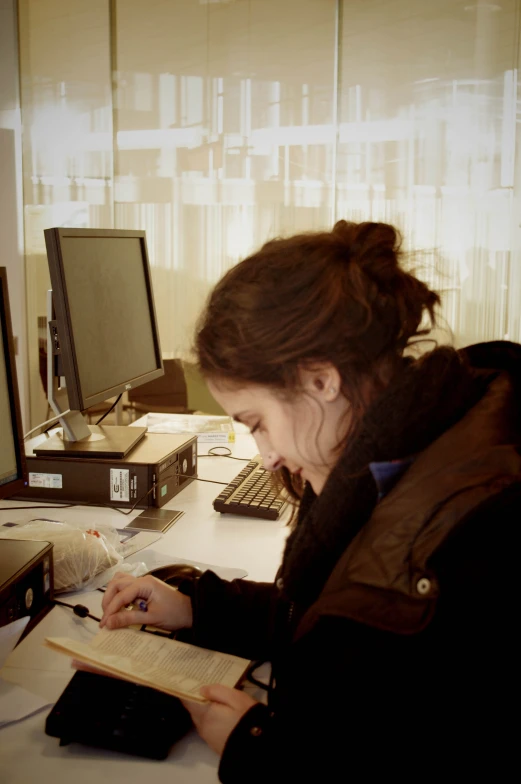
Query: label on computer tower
xmin=110 ymin=468 xmax=130 ymax=502
xmin=29 ymin=471 xmax=63 ymax=489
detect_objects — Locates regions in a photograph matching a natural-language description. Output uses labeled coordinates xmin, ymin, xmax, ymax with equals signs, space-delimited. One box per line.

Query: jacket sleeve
xmin=217 ymin=614 xmax=515 ymax=784
xmin=181 ymin=570 xmax=285 ymax=661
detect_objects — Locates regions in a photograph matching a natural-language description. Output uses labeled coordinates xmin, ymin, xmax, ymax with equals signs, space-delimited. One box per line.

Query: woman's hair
xmin=194 ymin=220 xmax=441 ymax=497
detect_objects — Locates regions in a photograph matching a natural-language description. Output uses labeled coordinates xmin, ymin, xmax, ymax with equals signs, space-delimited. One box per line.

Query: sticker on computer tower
xmin=130 ymin=474 xmax=138 ymax=500
xmin=29 ymin=472 xmax=63 ymax=489
xmin=110 ymin=468 xmax=130 ymax=502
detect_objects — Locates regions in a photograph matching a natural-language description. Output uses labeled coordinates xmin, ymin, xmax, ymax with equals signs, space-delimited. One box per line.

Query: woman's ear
xmin=300 ymin=363 xmax=342 ymax=402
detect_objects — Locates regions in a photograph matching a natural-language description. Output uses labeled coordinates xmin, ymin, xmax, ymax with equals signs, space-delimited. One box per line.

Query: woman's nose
xmin=262 ymin=450 xmax=283 ymax=472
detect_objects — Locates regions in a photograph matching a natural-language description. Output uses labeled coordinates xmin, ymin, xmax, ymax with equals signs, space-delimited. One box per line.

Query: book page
xmin=45 ymin=628 xmax=250 ymax=703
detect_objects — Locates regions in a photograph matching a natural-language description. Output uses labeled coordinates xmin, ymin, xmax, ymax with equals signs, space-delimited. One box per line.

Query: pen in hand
xmin=125 ymin=600 xmax=148 ymax=613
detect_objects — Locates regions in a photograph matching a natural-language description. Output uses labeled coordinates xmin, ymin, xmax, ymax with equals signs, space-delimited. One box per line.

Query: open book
xmin=45 ymin=628 xmax=250 ymax=704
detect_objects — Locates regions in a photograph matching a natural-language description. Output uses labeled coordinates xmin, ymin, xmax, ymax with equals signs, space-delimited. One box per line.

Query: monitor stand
xmin=34 ymin=424 xmax=147 ymax=460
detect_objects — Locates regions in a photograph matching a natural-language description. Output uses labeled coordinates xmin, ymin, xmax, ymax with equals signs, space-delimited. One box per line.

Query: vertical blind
xmin=18 ymin=0 xmax=521 ymax=422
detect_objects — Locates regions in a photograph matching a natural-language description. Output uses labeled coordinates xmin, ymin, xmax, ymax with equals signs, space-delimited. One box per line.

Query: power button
xmin=25 ymin=587 xmax=34 ymax=610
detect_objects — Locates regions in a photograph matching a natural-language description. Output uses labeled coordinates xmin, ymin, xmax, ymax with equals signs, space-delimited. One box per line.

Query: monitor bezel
xmin=0 ymin=267 xmax=27 ymax=500
xmin=43 ymin=228 xmax=164 ymax=412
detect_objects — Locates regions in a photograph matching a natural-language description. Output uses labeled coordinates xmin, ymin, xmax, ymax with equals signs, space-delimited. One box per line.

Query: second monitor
xmin=35 ymin=228 xmax=164 ymax=459
xmin=0 ymin=267 xmax=27 ymax=499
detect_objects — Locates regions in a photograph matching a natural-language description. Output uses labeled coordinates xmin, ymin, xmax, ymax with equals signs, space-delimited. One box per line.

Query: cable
xmin=54 ymin=599 xmax=101 ymax=623
xmin=42 ymin=419 xmax=61 ymax=436
xmin=23 ymin=409 xmax=71 ymax=441
xmin=69 ymin=470 xmax=227 ymax=513
xmin=94 ymin=471 xmax=181 ymax=515
xmin=95 ymin=394 xmax=123 ymax=426
xmin=81 ymin=470 xmax=228 ymax=511
xmin=245 ymin=660 xmax=269 ymax=691
xmin=2 ymin=503 xmax=77 ymax=511
xmin=24 ymin=393 xmax=123 ymax=441
xmin=178 ymin=474 xmax=228 ymax=486
xmin=54 ymin=597 xmax=178 ymax=639
xmin=84 ymin=474 xmax=228 ymax=515
xmin=197 ymin=446 xmax=250 ymax=462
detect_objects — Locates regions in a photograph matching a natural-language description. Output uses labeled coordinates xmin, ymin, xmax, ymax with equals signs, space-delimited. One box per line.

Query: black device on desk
xmin=0 ymin=267 xmax=27 ymax=500
xmin=0 ymin=269 xmax=54 ymax=637
xmin=45 ymin=671 xmax=192 ymax=760
xmin=213 ymin=454 xmax=288 ymax=520
xmin=0 ymin=539 xmax=54 ymax=634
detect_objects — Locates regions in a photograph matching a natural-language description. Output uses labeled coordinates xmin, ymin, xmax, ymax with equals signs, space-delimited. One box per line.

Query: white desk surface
xmin=0 ymin=433 xmax=289 ymax=784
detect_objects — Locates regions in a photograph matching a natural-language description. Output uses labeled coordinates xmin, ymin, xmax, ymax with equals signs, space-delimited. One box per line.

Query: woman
xmin=101 ymin=221 xmax=520 ymax=781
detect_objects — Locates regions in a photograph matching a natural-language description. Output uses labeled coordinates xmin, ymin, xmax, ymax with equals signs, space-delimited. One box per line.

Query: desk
xmin=0 ymin=433 xmax=289 ymax=784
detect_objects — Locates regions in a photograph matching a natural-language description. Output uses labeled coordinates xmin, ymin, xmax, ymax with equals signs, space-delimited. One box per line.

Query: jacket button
xmin=276 ymin=577 xmax=283 ymax=590
xmin=416 ymin=577 xmax=431 ymax=595
xmin=250 ymin=726 xmax=263 ymax=737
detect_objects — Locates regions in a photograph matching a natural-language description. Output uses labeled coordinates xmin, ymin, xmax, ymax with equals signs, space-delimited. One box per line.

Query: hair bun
xmin=331 ymin=219 xmax=440 ymax=349
xmin=333 ymin=220 xmax=402 ymax=287
xmin=332 ymin=219 xmax=351 ymax=236
xmin=331 ymin=219 xmax=357 ymax=247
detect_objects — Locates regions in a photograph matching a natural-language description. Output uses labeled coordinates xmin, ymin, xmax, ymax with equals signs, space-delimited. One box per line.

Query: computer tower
xmin=0 ymin=539 xmax=54 ymax=637
xmin=16 ymin=433 xmax=197 ymax=509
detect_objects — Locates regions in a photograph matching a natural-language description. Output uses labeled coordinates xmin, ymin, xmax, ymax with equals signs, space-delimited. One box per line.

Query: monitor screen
xmin=44 ymin=228 xmax=163 ymax=411
xmin=0 ymin=268 xmax=27 ymax=499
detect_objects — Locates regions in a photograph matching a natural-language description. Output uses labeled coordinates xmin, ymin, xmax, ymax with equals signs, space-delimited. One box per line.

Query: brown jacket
xmin=296 ymin=373 xmax=521 ymax=639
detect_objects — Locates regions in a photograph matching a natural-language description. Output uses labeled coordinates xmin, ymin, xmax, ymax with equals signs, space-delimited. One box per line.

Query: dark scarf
xmin=280 ymin=347 xmax=492 ymax=608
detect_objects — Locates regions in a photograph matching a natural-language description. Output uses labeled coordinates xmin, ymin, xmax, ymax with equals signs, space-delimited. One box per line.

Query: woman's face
xmin=208 ymin=370 xmax=351 ymax=495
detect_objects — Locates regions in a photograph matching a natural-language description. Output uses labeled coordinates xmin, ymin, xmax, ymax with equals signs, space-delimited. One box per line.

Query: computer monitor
xmin=35 ymin=228 xmax=164 ymax=459
xmin=0 ymin=268 xmax=27 ymax=499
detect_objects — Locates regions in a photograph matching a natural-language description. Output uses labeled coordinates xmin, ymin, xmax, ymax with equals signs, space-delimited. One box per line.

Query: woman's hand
xmin=100 ymin=573 xmax=193 ymax=631
xmin=182 ymin=685 xmax=258 ymax=756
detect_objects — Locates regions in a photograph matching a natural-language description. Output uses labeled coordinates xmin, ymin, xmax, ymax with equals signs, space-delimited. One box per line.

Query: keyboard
xmin=213 ymin=454 xmax=288 ymax=520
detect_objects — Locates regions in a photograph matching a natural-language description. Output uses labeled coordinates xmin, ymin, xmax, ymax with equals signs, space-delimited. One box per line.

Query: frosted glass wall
xmin=18 ymin=0 xmax=521 ymax=424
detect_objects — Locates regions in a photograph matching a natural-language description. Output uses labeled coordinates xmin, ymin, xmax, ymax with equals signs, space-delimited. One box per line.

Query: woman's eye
xmin=250 ymin=422 xmax=261 ymax=435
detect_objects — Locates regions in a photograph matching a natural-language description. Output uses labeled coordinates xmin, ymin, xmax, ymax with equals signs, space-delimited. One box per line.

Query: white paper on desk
xmin=0 ymin=616 xmax=29 ymax=668
xmin=0 ymin=679 xmax=52 ymax=728
xmin=115 ymin=529 xmax=162 ymax=558
xmin=0 ymin=617 xmax=52 ymax=728
xmin=125 ymin=548 xmax=248 ymax=580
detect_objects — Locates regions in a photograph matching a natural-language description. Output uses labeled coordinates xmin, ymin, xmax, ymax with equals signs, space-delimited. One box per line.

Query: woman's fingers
xmin=101 ymin=607 xmax=149 ymax=630
xmin=181 ymin=699 xmax=209 ymax=728
xmin=199 ymin=684 xmax=239 ymax=706
xmin=199 ymin=684 xmax=258 ymax=714
xmin=100 ymin=579 xmax=153 ymax=626
xmin=101 ymin=575 xmax=139 ymax=612
xmin=100 ymin=574 xmax=189 ymax=632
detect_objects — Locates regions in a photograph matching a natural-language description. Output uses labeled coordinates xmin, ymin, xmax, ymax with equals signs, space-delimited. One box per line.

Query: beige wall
xmin=0 ymin=0 xmax=27 ymax=427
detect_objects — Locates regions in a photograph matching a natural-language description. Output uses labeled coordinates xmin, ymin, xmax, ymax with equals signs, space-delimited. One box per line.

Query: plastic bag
xmin=86 ymin=558 xmax=149 ymax=591
xmin=0 ymin=519 xmax=124 ymax=593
